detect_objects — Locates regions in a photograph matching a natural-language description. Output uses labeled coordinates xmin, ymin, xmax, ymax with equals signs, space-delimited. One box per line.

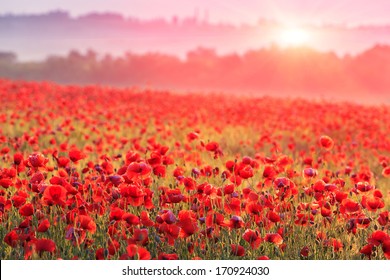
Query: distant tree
xmin=0 ymin=52 xmax=17 ymax=64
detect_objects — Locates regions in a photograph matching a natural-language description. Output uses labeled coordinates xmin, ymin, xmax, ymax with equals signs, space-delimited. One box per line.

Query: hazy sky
xmin=2 ymin=0 xmax=390 ymax=26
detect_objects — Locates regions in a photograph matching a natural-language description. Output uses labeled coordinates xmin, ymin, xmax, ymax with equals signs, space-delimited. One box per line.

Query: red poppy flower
xmin=382 ymin=166 xmax=390 ymax=177
xmin=153 ymin=165 xmax=166 ymax=177
xmin=157 ymin=210 xmax=176 ymax=224
xmin=76 ymin=215 xmax=97 ymax=234
xmin=340 ymin=199 xmax=360 ymax=213
xmin=246 ymin=201 xmax=263 ymax=215
xmin=319 ymin=135 xmax=334 ymax=150
xmin=239 ymin=165 xmax=254 ymax=179
xmin=267 ymin=210 xmax=281 ymax=223
xmin=13 ymin=153 xmax=24 ymax=165
xmin=42 ymin=185 xmax=67 ymax=206
xmin=243 ymin=229 xmax=262 ymax=249
xmin=314 ymin=232 xmax=326 ymax=243
xmin=34 ymin=238 xmax=56 ymax=253
xmin=68 ymin=148 xmax=86 ymax=163
xmin=119 ymin=184 xmax=144 ymax=206
xmin=130 ymin=228 xmax=149 ymax=246
xmin=205 ymin=142 xmax=219 ymax=152
xmin=108 ymin=239 xmax=120 ymax=256
xmin=355 ymin=182 xmax=373 ymax=193
xmin=320 ymin=203 xmax=332 ymax=217
xmin=225 ymin=198 xmax=241 ymax=214
xmin=265 ymin=233 xmax=283 ymax=245
xmin=231 ymin=244 xmax=245 ymax=257
xmin=178 ymin=210 xmax=198 ymax=237
xmin=382 ymin=239 xmax=390 ymax=259
xmin=187 ymin=132 xmax=199 ymax=142
xmin=303 ymin=168 xmax=317 ymax=178
xmin=158 ymin=253 xmax=179 ymax=260
xmin=294 ymin=212 xmax=314 ymax=226
xmin=182 ymin=177 xmax=196 ymax=191
xmin=123 ymin=213 xmax=140 ymax=226
xmin=360 ymin=244 xmax=373 ymax=259
xmin=0 ymin=178 xmax=13 ymax=189
xmin=368 ymin=230 xmax=390 ymax=246
xmin=335 ymin=191 xmax=348 ymax=203
xmin=228 ymin=215 xmax=244 ymax=229
xmin=263 ymin=165 xmax=277 ymax=178
xmin=166 ymin=189 xmax=184 ymax=204
xmin=28 ymin=153 xmax=48 ymax=168
xmin=56 ymin=156 xmax=70 ymax=168
xmin=159 ymin=223 xmax=180 ymax=245
xmin=300 ymin=246 xmax=310 ymax=257
xmin=19 ymin=203 xmax=34 ymax=217
xmin=223 ymin=184 xmax=235 ymax=195
xmin=361 ymin=195 xmax=385 ymax=212
xmin=378 ymin=211 xmax=389 ymax=226
xmin=37 ymin=219 xmax=50 ymax=232
xmin=330 ymin=238 xmax=343 ymax=252
xmin=11 ymin=195 xmax=26 ymax=208
xmin=126 ymin=244 xmax=151 ymax=260
xmin=140 ymin=211 xmax=154 ymax=227
xmin=4 ymin=230 xmax=19 ymax=247
xmin=126 ymin=162 xmax=152 ymax=180
xmin=109 ymin=207 xmax=125 ymax=221
xmin=95 ymin=248 xmax=106 ymax=260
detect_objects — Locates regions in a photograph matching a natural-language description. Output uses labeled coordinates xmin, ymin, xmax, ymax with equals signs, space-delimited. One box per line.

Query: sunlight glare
xmin=279 ymin=27 xmax=311 ymax=46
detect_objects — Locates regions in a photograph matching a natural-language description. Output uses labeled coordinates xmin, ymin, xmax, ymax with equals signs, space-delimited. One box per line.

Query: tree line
xmin=1 ymin=45 xmax=390 ymax=94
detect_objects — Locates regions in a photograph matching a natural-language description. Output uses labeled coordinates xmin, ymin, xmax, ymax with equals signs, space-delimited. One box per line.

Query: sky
xmin=2 ymin=0 xmax=390 ymax=26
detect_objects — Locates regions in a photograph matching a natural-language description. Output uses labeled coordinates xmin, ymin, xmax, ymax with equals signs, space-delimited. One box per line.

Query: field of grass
xmin=0 ymin=79 xmax=389 ymax=260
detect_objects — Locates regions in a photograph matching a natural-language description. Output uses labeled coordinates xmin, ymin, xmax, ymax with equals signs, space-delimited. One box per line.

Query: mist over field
xmin=1 ymin=11 xmax=390 ymax=61
xmin=0 ymin=11 xmax=390 ymax=103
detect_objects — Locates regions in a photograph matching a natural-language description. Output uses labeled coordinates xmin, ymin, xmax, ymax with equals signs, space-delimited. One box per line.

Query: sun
xmin=278 ymin=27 xmax=311 ymax=47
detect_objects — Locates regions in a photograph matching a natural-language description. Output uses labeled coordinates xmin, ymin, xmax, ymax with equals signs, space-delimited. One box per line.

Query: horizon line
xmin=1 ymin=9 xmax=390 ymax=29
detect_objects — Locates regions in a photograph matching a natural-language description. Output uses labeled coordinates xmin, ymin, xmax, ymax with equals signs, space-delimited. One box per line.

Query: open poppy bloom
xmin=265 ymin=233 xmax=283 ymax=245
xmin=34 ymin=238 xmax=56 ymax=254
xmin=0 ymin=178 xmax=13 ymax=189
xmin=27 ymin=153 xmax=48 ymax=168
xmin=368 ymin=230 xmax=390 ymax=246
xmin=126 ymin=162 xmax=152 ymax=180
xmin=361 ymin=194 xmax=385 ymax=212
xmin=319 ymin=135 xmax=334 ymax=150
xmin=4 ymin=230 xmax=19 ymax=247
xmin=231 ymin=244 xmax=245 ymax=257
xmin=243 ymin=229 xmax=262 ymax=249
xmin=340 ymin=199 xmax=360 ymax=213
xmin=178 ymin=210 xmax=198 ymax=237
xmin=68 ymin=148 xmax=86 ymax=163
xmin=158 ymin=253 xmax=179 ymax=260
xmin=382 ymin=166 xmax=390 ymax=177
xmin=123 ymin=213 xmax=140 ymax=226
xmin=37 ymin=219 xmax=50 ymax=232
xmin=360 ymin=244 xmax=373 ymax=259
xmin=126 ymin=244 xmax=151 ymax=260
xmin=19 ymin=203 xmax=34 ymax=217
xmin=119 ymin=184 xmax=144 ymax=206
xmin=382 ymin=239 xmax=390 ymax=259
xmin=42 ymin=185 xmax=67 ymax=206
xmin=76 ymin=215 xmax=97 ymax=234
xmin=205 ymin=142 xmax=219 ymax=152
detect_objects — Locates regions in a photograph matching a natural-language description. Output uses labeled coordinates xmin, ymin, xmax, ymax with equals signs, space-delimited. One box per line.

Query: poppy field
xmin=0 ymin=79 xmax=389 ymax=260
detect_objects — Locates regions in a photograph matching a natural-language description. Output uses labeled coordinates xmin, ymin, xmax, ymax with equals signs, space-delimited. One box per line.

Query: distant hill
xmin=1 ymin=11 xmax=390 ymax=61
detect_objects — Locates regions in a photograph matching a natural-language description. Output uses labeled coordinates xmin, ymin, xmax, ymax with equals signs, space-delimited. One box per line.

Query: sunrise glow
xmin=278 ymin=27 xmax=311 ymax=46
